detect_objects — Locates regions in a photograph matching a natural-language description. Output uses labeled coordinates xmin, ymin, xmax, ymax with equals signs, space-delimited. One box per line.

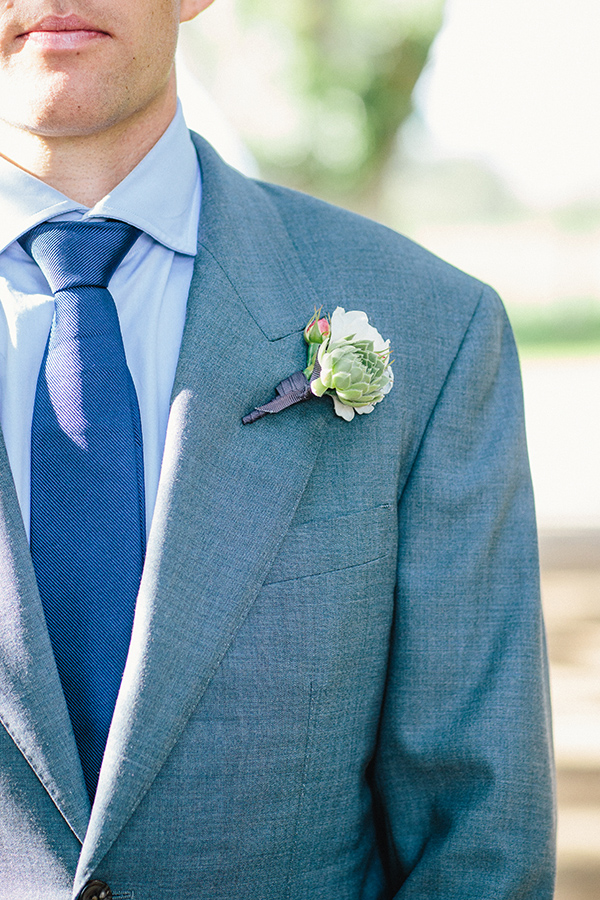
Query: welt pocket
xmin=263 ymin=502 xmax=397 ymax=584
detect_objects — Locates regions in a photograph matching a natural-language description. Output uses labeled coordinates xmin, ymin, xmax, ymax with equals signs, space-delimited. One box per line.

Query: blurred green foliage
xmin=510 ymin=300 xmax=600 ymax=354
xmin=236 ymin=0 xmax=445 ymax=198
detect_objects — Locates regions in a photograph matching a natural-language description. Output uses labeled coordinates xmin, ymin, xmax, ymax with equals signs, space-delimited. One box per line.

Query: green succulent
xmin=312 ymin=337 xmax=391 ymax=408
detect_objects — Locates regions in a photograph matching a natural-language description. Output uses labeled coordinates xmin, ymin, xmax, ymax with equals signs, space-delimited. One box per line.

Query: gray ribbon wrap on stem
xmin=242 ymin=360 xmax=322 ymax=425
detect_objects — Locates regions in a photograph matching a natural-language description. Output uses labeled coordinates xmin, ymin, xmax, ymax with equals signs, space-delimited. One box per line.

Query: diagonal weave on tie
xmin=19 ymin=220 xmax=145 ymax=801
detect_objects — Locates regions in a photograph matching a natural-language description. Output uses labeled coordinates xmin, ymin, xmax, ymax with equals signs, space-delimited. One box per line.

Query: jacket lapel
xmin=75 ymin=137 xmax=331 ymax=887
xmin=0 ymin=434 xmax=91 ymax=842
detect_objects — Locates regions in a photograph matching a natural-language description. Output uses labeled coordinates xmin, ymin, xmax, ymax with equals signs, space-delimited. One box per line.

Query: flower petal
xmin=332 ymin=395 xmax=355 ymax=421
xmin=310 ymin=376 xmax=328 ymax=397
xmin=329 ymin=307 xmax=389 ymax=353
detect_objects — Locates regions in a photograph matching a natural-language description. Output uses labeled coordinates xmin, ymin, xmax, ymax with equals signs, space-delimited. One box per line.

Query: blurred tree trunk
xmin=237 ymin=0 xmax=445 ymax=213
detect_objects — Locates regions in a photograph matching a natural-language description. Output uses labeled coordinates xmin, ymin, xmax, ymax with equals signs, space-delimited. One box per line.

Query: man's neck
xmin=0 ymin=85 xmax=177 ymax=208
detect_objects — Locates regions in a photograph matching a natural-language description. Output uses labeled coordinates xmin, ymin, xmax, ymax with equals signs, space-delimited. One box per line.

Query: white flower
xmin=310 ymin=307 xmax=393 ymax=421
xmin=328 ymin=307 xmax=390 ymax=354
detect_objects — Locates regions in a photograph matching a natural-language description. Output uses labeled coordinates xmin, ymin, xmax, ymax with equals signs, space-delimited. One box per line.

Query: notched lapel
xmin=75 ymin=140 xmax=332 ymax=888
xmin=192 ymin=131 xmax=323 ymax=340
xmin=0 ymin=435 xmax=90 ymax=842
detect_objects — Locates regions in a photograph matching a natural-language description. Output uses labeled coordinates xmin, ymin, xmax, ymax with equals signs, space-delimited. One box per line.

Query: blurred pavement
xmin=539 ymin=541 xmax=600 ymax=900
xmin=522 ymin=355 xmax=600 ymax=900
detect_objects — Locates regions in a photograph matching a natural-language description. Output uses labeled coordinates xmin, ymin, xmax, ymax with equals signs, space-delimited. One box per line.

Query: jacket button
xmin=76 ymin=881 xmax=113 ymax=900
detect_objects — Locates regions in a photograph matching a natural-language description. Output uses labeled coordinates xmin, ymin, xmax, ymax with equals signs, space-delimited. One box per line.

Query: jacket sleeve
xmin=371 ymin=285 xmax=556 ymax=898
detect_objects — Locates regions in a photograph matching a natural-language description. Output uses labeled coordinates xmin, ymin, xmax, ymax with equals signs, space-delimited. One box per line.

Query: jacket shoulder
xmin=254 ymin=179 xmax=490 ymax=314
xmin=193 ymin=132 xmax=496 ymax=342
xmin=252 ymin=179 xmax=502 ymax=370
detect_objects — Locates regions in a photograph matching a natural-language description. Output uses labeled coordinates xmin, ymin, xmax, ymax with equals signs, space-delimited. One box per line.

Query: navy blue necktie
xmin=20 ymin=220 xmax=145 ymax=801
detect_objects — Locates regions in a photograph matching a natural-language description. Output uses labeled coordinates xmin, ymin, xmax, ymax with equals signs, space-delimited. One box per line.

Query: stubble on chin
xmin=0 ymin=53 xmax=174 ymax=144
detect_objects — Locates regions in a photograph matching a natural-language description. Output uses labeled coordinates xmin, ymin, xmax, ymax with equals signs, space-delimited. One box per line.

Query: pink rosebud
xmin=304 ymin=311 xmax=330 ymax=344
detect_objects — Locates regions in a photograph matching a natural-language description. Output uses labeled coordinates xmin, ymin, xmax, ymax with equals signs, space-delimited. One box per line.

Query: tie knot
xmin=19 ymin=220 xmax=141 ymax=294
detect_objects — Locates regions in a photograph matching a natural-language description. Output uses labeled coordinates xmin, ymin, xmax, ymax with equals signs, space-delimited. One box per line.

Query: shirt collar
xmin=0 ymin=102 xmax=200 ymax=257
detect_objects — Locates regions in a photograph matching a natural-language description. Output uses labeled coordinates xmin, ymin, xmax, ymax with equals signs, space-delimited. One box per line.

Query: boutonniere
xmin=242 ymin=306 xmax=393 ymax=424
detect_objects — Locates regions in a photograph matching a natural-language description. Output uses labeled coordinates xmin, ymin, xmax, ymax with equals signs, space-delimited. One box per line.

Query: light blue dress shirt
xmin=0 ymin=104 xmax=201 ymax=537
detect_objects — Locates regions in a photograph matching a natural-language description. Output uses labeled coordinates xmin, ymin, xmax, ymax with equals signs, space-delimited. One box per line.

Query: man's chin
xmin=0 ymin=83 xmax=121 ymax=139
xmin=2 ymin=112 xmax=113 ymax=140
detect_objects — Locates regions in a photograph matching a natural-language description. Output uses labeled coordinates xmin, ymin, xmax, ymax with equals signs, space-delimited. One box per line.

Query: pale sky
xmin=420 ymin=0 xmax=600 ymax=207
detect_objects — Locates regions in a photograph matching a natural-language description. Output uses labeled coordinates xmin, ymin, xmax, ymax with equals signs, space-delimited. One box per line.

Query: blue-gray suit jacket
xmin=0 ymin=134 xmax=555 ymax=899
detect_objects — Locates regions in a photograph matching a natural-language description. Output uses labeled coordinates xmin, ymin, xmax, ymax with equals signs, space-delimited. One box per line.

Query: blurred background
xmin=177 ymin=1 xmax=600 ymax=895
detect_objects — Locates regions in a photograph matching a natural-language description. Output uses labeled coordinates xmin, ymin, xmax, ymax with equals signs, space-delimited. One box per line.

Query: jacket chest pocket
xmin=263 ymin=502 xmax=397 ymax=586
